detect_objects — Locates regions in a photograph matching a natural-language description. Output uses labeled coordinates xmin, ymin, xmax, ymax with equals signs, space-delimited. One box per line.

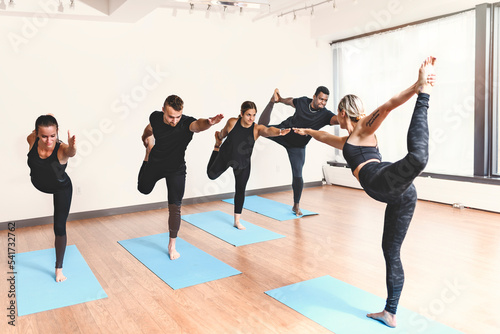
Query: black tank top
xmin=343 ymin=138 xmax=382 ymax=173
xmin=219 ymin=118 xmax=255 ymax=169
xmin=27 ymin=138 xmax=71 ymax=193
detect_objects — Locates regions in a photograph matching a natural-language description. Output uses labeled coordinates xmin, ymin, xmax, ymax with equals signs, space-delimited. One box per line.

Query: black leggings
xmin=33 ymin=181 xmax=72 ymax=269
xmin=53 ymin=184 xmax=72 ymax=268
xmin=358 ymin=93 xmax=430 ymax=314
xmin=260 ymin=101 xmax=306 ymax=204
xmin=286 ymin=146 xmax=306 ymax=204
xmin=138 ymin=161 xmax=186 ymax=238
xmin=207 ymin=151 xmax=251 ymax=214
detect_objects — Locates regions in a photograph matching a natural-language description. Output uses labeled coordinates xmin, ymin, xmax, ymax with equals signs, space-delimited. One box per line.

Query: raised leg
xmin=258 ymin=89 xmax=279 ymax=125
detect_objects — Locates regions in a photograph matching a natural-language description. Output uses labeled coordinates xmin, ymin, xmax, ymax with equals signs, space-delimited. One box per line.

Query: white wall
xmin=0 ymin=8 xmax=334 ymax=222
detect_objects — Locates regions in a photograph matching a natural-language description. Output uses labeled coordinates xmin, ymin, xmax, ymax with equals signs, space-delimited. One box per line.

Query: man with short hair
xmin=258 ymin=87 xmax=338 ymax=215
xmin=138 ymin=94 xmax=223 ymax=260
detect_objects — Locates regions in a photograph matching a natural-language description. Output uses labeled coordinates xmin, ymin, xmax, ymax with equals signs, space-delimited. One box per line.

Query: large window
xmin=332 ymin=10 xmax=476 ymax=176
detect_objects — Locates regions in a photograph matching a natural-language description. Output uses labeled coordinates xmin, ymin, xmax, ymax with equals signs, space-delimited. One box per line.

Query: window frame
xmin=329 ymin=3 xmax=500 ymax=183
xmin=491 ymin=3 xmax=500 ymax=176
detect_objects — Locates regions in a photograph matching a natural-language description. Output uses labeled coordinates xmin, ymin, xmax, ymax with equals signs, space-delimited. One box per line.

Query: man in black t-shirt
xmin=258 ymin=87 xmax=338 ymax=216
xmin=138 ymin=95 xmax=223 ymax=260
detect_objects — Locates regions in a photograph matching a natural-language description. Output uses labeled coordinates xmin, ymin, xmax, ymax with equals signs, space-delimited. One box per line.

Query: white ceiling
xmin=0 ymin=0 xmax=351 ymax=21
xmin=0 ymin=0 xmax=488 ymax=40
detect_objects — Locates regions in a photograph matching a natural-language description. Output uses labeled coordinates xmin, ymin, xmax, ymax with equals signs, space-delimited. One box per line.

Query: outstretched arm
xmin=357 ymin=56 xmax=436 ymax=137
xmin=59 ymin=130 xmax=77 ymax=164
xmin=293 ymin=128 xmax=346 ymax=150
xmin=256 ymin=124 xmax=290 ymax=138
xmin=358 ymin=83 xmax=417 ymax=137
xmin=190 ymin=114 xmax=224 ymax=133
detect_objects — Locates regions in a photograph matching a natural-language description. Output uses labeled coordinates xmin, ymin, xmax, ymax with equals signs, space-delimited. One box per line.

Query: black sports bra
xmin=342 ymin=138 xmax=382 ymax=173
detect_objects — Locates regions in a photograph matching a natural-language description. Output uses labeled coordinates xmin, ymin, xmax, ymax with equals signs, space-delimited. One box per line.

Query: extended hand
xmin=293 ymin=127 xmax=309 ymax=136
xmin=68 ymin=130 xmax=76 ymax=148
xmin=208 ymin=114 xmax=224 ymax=125
xmin=279 ymin=128 xmax=291 ymax=136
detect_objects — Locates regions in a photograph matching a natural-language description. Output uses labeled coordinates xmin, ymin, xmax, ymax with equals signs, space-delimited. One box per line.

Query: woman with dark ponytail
xmin=207 ymin=101 xmax=289 ymax=229
xmin=27 ymin=115 xmax=76 ymax=282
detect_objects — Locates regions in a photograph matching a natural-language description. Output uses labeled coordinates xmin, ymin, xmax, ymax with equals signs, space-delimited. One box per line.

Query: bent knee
xmin=138 ymin=184 xmax=153 ymax=195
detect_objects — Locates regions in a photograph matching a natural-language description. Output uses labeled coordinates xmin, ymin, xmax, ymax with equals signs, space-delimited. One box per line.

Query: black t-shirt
xmin=148 ymin=111 xmax=197 ymax=171
xmin=272 ymin=96 xmax=335 ymax=147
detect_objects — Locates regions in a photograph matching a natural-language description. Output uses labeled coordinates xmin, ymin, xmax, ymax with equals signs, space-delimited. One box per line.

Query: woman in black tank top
xmin=27 ymin=115 xmax=76 ymax=283
xmin=293 ymin=57 xmax=436 ymax=328
xmin=207 ymin=101 xmax=290 ymax=229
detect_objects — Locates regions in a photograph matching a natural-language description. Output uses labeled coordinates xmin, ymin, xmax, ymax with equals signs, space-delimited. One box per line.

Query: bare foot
xmin=292 ymin=203 xmax=302 ymax=216
xmin=272 ymin=88 xmax=280 ymax=103
xmin=234 ymin=214 xmax=246 ymax=230
xmin=367 ymin=310 xmax=397 ymax=328
xmin=214 ymin=131 xmax=222 ymax=150
xmin=234 ymin=221 xmax=246 ymax=230
xmin=168 ymin=238 xmax=181 ymax=260
xmin=417 ymin=56 xmax=436 ymax=95
xmin=55 ymin=268 xmax=67 ymax=282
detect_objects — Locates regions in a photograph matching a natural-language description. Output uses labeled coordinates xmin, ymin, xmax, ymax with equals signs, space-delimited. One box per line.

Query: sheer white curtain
xmin=332 ymin=10 xmax=475 ymax=176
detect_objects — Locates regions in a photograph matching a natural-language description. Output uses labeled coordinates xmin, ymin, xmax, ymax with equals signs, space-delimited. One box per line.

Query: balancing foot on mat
xmin=55 ymin=268 xmax=67 ymax=282
xmin=292 ymin=203 xmax=302 ymax=216
xmin=367 ymin=310 xmax=397 ymax=328
xmin=168 ymin=237 xmax=181 ymax=260
xmin=233 ymin=213 xmax=246 ymax=230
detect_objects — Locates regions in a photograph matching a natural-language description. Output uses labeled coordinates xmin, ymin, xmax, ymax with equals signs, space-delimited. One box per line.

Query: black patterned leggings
xmin=358 ymin=93 xmax=430 ymax=314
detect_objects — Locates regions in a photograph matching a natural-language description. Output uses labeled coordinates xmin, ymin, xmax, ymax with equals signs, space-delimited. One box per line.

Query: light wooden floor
xmin=1 ymin=185 xmax=499 ymax=334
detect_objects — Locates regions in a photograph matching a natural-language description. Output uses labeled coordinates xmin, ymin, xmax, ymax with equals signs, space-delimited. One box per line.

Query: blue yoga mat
xmin=118 ymin=233 xmax=241 ymax=289
xmin=15 ymin=245 xmax=107 ymax=316
xmin=265 ymin=275 xmax=464 ymax=334
xmin=223 ymin=195 xmax=318 ymax=221
xmin=182 ymin=210 xmax=285 ymax=246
